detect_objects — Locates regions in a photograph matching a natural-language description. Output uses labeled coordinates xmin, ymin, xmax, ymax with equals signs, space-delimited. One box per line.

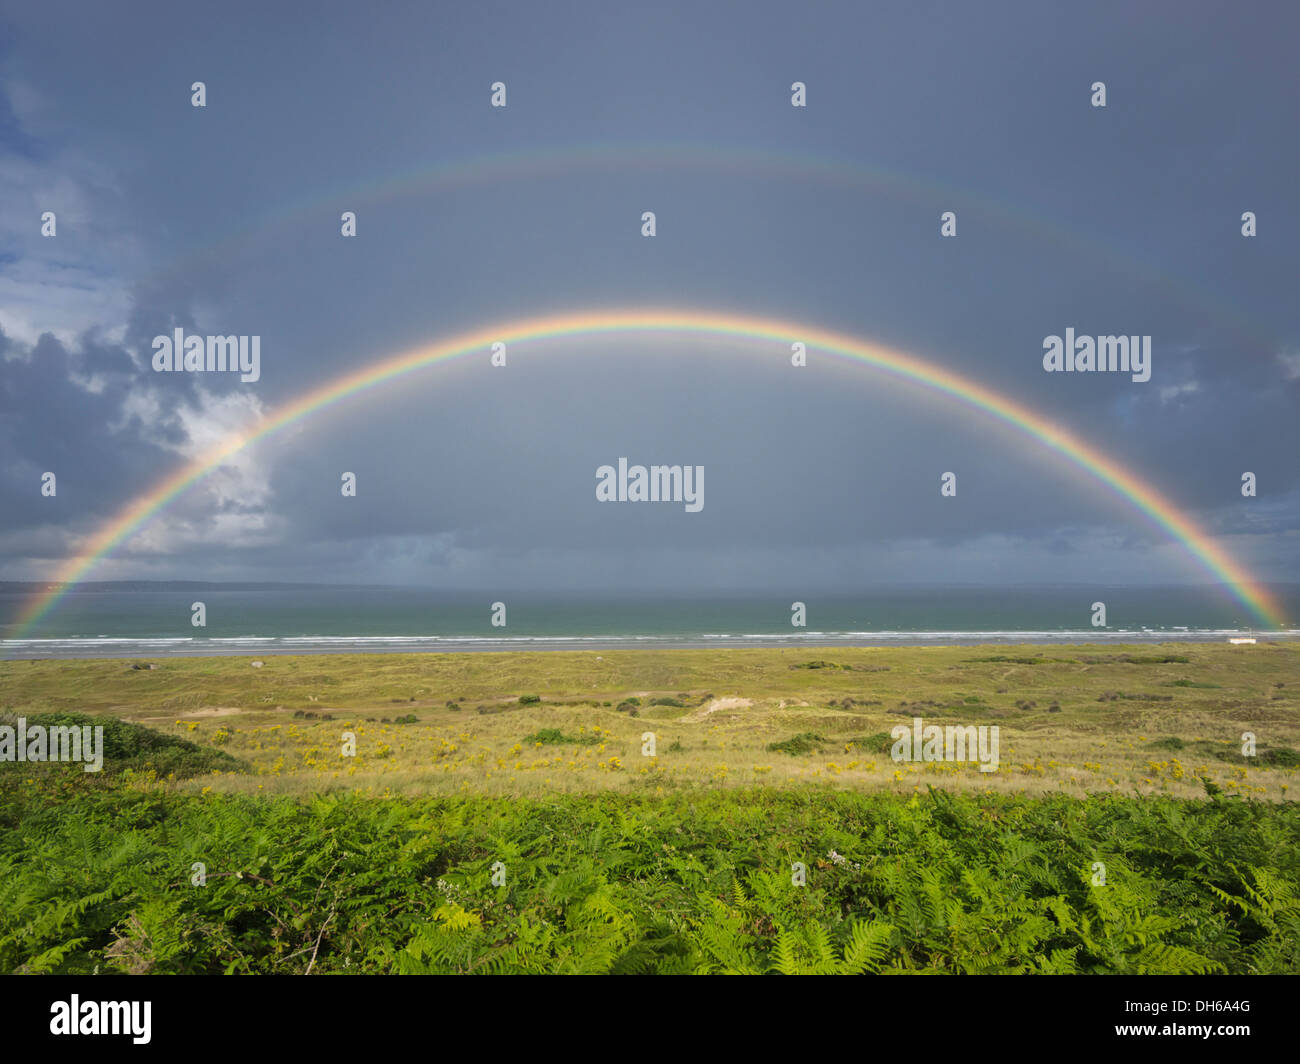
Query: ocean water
xmin=1 ymin=585 xmax=1296 ymax=659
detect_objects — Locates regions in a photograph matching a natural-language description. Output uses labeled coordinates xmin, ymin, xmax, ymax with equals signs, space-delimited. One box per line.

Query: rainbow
xmin=153 ymin=141 xmax=1262 ymax=347
xmin=14 ymin=308 xmax=1287 ymax=633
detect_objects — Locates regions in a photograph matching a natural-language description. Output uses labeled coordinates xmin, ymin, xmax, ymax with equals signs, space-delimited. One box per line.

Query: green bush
xmin=1261 ymin=746 xmax=1300 ymax=768
xmin=766 ymin=732 xmax=826 ymax=756
xmin=522 ymin=728 xmax=599 ymax=746
xmin=0 ymin=713 xmax=246 ymax=781
xmin=847 ymin=732 xmax=893 ymax=754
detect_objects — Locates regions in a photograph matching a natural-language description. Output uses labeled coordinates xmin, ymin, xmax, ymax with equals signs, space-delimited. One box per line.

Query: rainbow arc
xmin=14 ymin=308 xmax=1287 ymax=633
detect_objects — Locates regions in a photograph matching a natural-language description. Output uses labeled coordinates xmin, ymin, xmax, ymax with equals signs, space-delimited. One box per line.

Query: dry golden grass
xmin=4 ymin=641 xmax=1297 ymax=800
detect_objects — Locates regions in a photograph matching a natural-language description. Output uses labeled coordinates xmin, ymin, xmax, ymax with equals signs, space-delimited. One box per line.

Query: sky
xmin=0 ymin=0 xmax=1297 ymax=595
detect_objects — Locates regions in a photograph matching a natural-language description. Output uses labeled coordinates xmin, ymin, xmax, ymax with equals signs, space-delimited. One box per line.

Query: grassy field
xmin=3 ymin=642 xmax=1297 ymax=799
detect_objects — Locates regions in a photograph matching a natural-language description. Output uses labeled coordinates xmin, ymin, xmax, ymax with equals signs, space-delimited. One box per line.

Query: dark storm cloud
xmin=0 ymin=325 xmax=169 ymax=537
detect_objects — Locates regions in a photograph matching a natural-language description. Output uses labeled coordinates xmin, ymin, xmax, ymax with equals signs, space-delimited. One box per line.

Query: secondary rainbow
xmin=150 ymin=141 xmax=1263 ymax=348
xmin=14 ymin=308 xmax=1287 ymax=633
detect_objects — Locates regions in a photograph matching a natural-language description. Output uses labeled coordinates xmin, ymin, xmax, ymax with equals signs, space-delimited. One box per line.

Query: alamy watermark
xmin=50 ymin=995 xmax=150 ymax=1044
xmin=151 ymin=328 xmax=261 ymax=383
xmin=1043 ymin=329 xmax=1150 ymax=383
xmin=891 ymin=716 xmax=999 ymax=773
xmin=0 ymin=716 xmax=104 ymax=772
xmin=595 ymin=458 xmax=704 ymax=512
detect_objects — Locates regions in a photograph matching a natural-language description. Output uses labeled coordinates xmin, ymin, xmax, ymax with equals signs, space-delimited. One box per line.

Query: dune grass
xmin=3 ymin=642 xmax=1296 ymax=801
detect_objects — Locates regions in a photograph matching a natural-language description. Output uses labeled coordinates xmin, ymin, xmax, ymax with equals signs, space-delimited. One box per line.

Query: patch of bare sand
xmin=176 ymin=707 xmax=244 ymax=719
xmin=686 ymin=696 xmax=753 ymax=722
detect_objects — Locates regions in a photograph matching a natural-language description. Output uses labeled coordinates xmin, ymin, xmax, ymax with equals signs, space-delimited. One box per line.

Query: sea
xmin=1 ymin=584 xmax=1297 ymax=659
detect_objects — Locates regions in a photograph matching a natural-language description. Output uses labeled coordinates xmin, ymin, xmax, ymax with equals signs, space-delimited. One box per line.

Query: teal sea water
xmin=1 ymin=585 xmax=1297 ymax=658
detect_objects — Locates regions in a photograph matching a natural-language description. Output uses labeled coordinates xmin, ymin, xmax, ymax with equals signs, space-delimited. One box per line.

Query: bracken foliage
xmin=1 ymin=784 xmax=1296 ymax=974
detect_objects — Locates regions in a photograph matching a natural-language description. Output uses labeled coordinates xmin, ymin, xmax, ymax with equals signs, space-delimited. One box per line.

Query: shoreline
xmin=3 ymin=629 xmax=1297 ymax=660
